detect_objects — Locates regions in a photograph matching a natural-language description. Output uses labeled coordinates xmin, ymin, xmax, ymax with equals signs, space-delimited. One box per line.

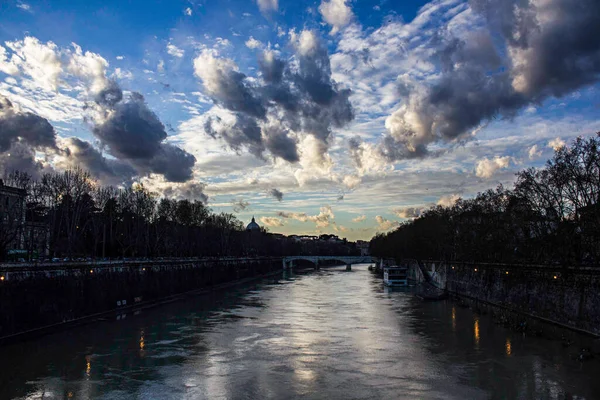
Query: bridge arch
xmin=282 ymin=256 xmax=377 ymax=269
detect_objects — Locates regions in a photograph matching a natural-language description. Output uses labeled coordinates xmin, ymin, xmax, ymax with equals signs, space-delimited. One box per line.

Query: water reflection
xmin=473 ymin=317 xmax=480 ymax=349
xmin=0 ymin=265 xmax=598 ymax=399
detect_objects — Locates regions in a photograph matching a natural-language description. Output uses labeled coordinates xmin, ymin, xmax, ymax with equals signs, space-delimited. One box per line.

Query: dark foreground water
xmin=1 ymin=264 xmax=599 ymax=399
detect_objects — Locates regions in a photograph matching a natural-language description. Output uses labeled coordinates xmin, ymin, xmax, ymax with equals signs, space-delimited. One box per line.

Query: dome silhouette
xmin=246 ymin=216 xmax=260 ymax=231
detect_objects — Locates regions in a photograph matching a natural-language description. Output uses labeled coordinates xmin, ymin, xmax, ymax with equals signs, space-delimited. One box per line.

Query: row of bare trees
xmin=1 ymin=168 xmax=360 ymax=261
xmin=1 ymin=168 xmax=250 ymax=259
xmin=371 ymin=134 xmax=600 ymax=267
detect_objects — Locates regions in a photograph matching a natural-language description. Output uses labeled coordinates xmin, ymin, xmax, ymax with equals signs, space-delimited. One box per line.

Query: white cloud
xmin=548 ymin=137 xmax=566 ymax=151
xmin=475 ymin=156 xmax=511 ymax=179
xmin=437 ymin=194 xmax=460 ymax=207
xmin=393 ymin=206 xmax=427 ymax=219
xmin=184 ymin=7 xmax=192 ymax=16
xmin=342 ymin=174 xmax=361 ymax=189
xmin=116 ymin=55 xmax=125 ymax=60
xmin=528 ymin=144 xmax=542 ymax=159
xmin=4 ymin=37 xmax=63 ymax=91
xmin=245 ymin=37 xmax=263 ymax=50
xmin=375 ymin=215 xmax=399 ymax=231
xmin=260 ymin=216 xmax=284 ymax=227
xmin=167 ymin=43 xmax=185 ymax=58
xmin=319 ymin=0 xmax=353 ymax=34
xmin=66 ymin=44 xmax=109 ymax=93
xmin=157 ymin=59 xmax=165 ymax=73
xmin=277 ymin=206 xmax=335 ymax=228
xmin=257 ymin=0 xmax=278 ymax=15
xmin=17 ymin=2 xmax=32 ymax=12
xmin=352 ymin=214 xmax=366 ymax=223
xmin=112 ymin=68 xmax=133 ymax=80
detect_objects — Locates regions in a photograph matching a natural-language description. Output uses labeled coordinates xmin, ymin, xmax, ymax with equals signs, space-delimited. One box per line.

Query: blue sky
xmin=1 ymin=0 xmax=599 ymax=240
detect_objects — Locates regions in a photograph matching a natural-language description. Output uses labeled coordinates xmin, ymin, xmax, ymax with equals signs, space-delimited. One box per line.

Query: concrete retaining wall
xmin=409 ymin=261 xmax=600 ymax=336
xmin=0 ymin=257 xmax=282 ymax=340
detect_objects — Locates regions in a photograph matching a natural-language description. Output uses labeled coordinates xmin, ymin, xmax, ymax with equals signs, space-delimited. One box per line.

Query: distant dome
xmin=246 ymin=216 xmax=260 ymax=231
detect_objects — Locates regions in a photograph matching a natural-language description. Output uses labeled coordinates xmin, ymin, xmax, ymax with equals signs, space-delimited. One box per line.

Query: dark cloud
xmin=259 ymin=51 xmax=285 ymax=83
xmin=94 ymin=80 xmax=123 ymax=107
xmin=0 ymin=142 xmax=52 ymax=178
xmin=232 ymin=198 xmax=250 ymax=212
xmin=205 ymin=114 xmax=265 ymax=158
xmin=196 ymin=30 xmax=353 ymax=162
xmin=262 ymin=125 xmax=299 ymax=162
xmin=268 ymin=188 xmax=283 ymax=201
xmin=61 ymin=137 xmax=137 ymax=185
xmin=0 ymin=95 xmax=57 ymax=152
xmin=0 ymin=95 xmax=57 ymax=176
xmin=194 ymin=53 xmax=267 ymax=119
xmin=141 ymin=144 xmax=196 ymax=182
xmin=90 ymin=84 xmax=197 ymax=182
xmin=384 ymin=0 xmax=600 ymax=159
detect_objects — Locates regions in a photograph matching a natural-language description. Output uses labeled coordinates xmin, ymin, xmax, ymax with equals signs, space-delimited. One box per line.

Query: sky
xmin=0 ymin=0 xmax=599 ymax=241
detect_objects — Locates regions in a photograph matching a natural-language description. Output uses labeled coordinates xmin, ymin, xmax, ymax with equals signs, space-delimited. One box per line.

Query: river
xmin=0 ymin=264 xmax=599 ymax=399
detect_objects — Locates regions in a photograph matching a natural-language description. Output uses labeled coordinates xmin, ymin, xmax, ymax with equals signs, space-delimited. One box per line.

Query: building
xmin=0 ymin=179 xmax=27 ymax=253
xmin=356 ymin=240 xmax=370 ymax=256
xmin=246 ymin=216 xmax=261 ymax=232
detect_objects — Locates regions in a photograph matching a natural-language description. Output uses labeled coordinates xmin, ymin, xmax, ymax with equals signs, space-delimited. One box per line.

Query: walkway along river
xmin=0 ymin=264 xmax=599 ymax=399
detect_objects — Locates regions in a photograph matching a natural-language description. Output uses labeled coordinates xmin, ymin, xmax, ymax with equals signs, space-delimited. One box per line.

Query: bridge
xmin=282 ymin=255 xmax=377 ymax=271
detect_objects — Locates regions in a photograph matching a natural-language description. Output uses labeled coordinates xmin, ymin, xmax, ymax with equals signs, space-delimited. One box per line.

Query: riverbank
xmin=408 ymin=261 xmax=600 ymax=338
xmin=0 ymin=257 xmax=284 ymax=343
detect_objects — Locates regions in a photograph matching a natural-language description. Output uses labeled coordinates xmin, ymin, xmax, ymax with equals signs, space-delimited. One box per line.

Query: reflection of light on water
xmin=451 ymin=306 xmax=456 ymax=332
xmin=474 ymin=318 xmax=480 ymax=348
xmin=140 ymin=330 xmax=145 ymax=351
xmin=85 ymin=355 xmax=91 ymax=377
xmin=505 ymin=338 xmax=512 ymax=356
xmin=294 ymin=367 xmax=315 ymax=382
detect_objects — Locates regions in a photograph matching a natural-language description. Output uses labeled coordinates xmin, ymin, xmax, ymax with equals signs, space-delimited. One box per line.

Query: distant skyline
xmin=1 ymin=0 xmax=599 ymax=240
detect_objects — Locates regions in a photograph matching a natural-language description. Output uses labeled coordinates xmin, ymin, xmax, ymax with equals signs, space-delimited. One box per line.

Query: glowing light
xmin=142 ymin=267 xmax=146 ymax=271
xmin=451 ymin=306 xmax=456 ymax=332
xmin=474 ymin=268 xmax=478 ymax=272
xmin=89 ymin=269 xmax=93 ymax=274
xmin=505 ymin=271 xmax=509 ymax=275
xmin=505 ymin=338 xmax=512 ymax=356
xmin=0 ymin=276 xmax=4 ymax=281
xmin=474 ymin=318 xmax=480 ymax=348
xmin=85 ymin=355 xmax=91 ymax=377
xmin=554 ymin=275 xmax=558 ymax=280
xmin=452 ymin=266 xmax=455 ymax=270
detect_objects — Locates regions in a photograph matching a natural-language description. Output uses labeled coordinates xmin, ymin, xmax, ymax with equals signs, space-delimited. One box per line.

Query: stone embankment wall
xmin=0 ymin=257 xmax=282 ymax=340
xmin=408 ymin=261 xmax=600 ymax=336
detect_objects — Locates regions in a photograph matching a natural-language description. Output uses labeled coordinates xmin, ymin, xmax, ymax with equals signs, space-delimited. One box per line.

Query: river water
xmin=1 ymin=264 xmax=599 ymax=399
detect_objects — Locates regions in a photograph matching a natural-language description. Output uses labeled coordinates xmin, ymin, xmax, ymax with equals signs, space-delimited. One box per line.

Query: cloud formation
xmin=0 ymin=94 xmax=57 ymax=174
xmin=232 ymin=198 xmax=250 ymax=213
xmin=379 ymin=0 xmax=600 ymax=159
xmin=257 ymin=0 xmax=278 ymax=15
xmin=269 ymin=188 xmax=283 ymax=201
xmin=277 ymin=205 xmax=334 ymax=227
xmin=375 ymin=215 xmax=399 ymax=231
xmin=352 ymin=214 xmax=366 ymax=223
xmin=393 ymin=206 xmax=427 ymax=219
xmin=91 ymin=83 xmax=196 ymax=182
xmin=260 ymin=216 xmax=284 ymax=227
xmin=475 ymin=156 xmax=511 ymax=179
xmin=193 ymin=30 xmax=353 ymax=164
xmin=319 ymin=0 xmax=353 ymax=34
xmin=548 ymin=137 xmax=566 ymax=151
